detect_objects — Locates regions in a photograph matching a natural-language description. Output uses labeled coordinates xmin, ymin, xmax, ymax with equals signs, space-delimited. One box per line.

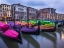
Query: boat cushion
xmin=34 ymin=26 xmax=54 ymax=30
xmin=7 ymin=21 xmax=22 ymax=28
xmin=3 ymin=29 xmax=19 ymax=39
xmin=21 ymin=27 xmax=37 ymax=32
xmin=13 ymin=24 xmax=22 ymax=29
xmin=0 ymin=22 xmax=5 ymax=30
xmin=7 ymin=21 xmax=14 ymax=27
xmin=1 ymin=24 xmax=11 ymax=32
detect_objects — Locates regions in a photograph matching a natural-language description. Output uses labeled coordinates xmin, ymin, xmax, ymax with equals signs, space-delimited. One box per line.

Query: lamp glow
xmin=61 ymin=32 xmax=64 ymax=41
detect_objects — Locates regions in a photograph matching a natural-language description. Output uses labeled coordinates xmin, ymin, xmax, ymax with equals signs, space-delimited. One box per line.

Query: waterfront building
xmin=0 ymin=4 xmax=11 ymax=20
xmin=11 ymin=3 xmax=27 ymax=20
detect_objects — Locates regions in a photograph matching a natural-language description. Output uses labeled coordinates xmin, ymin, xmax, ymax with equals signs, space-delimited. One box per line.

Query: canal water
xmin=0 ymin=26 xmax=64 ymax=48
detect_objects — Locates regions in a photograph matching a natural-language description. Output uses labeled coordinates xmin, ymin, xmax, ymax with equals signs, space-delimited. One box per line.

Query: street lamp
xmin=2 ymin=15 xmax=7 ymax=24
xmin=3 ymin=11 xmax=7 ymax=24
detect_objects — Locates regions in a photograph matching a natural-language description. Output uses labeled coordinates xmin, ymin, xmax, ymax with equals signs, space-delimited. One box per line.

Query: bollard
xmin=56 ymin=23 xmax=58 ymax=29
xmin=61 ymin=21 xmax=63 ymax=26
xmin=37 ymin=20 xmax=41 ymax=33
xmin=62 ymin=20 xmax=64 ymax=26
xmin=54 ymin=21 xmax=58 ymax=30
xmin=63 ymin=20 xmax=64 ymax=25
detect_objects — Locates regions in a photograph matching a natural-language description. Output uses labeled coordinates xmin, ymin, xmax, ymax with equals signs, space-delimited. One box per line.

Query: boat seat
xmin=0 ymin=22 xmax=5 ymax=30
xmin=21 ymin=27 xmax=37 ymax=33
xmin=3 ymin=29 xmax=19 ymax=39
xmin=1 ymin=24 xmax=11 ymax=32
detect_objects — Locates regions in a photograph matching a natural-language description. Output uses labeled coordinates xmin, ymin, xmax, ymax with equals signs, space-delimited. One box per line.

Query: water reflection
xmin=56 ymin=27 xmax=64 ymax=39
xmin=56 ymin=27 xmax=62 ymax=33
xmin=1 ymin=35 xmax=19 ymax=48
xmin=0 ymin=34 xmax=1 ymax=38
xmin=46 ymin=32 xmax=56 ymax=38
xmin=61 ymin=32 xmax=64 ymax=41
xmin=40 ymin=32 xmax=56 ymax=42
xmin=60 ymin=27 xmax=64 ymax=41
xmin=56 ymin=26 xmax=64 ymax=48
xmin=23 ymin=34 xmax=40 ymax=48
xmin=40 ymin=32 xmax=56 ymax=48
xmin=0 ymin=26 xmax=64 ymax=48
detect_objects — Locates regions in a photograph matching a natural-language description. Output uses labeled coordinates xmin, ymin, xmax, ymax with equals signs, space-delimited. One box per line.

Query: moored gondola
xmin=0 ymin=24 xmax=22 ymax=44
xmin=21 ymin=26 xmax=40 ymax=35
xmin=7 ymin=21 xmax=22 ymax=29
xmin=20 ymin=21 xmax=40 ymax=35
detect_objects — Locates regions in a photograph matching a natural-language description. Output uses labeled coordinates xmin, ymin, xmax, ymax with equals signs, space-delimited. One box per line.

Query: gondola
xmin=34 ymin=25 xmax=55 ymax=32
xmin=39 ymin=20 xmax=56 ymax=32
xmin=15 ymin=21 xmax=27 ymax=27
xmin=7 ymin=21 xmax=22 ymax=29
xmin=20 ymin=21 xmax=40 ymax=35
xmin=41 ymin=24 xmax=56 ymax=32
xmin=0 ymin=23 xmax=22 ymax=44
xmin=21 ymin=26 xmax=40 ymax=35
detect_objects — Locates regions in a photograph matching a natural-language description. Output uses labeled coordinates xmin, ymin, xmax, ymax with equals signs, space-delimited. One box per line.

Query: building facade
xmin=0 ymin=4 xmax=11 ymax=20
xmin=11 ymin=3 xmax=27 ymax=21
xmin=0 ymin=4 xmax=64 ymax=21
xmin=27 ymin=7 xmax=37 ymax=20
xmin=39 ymin=8 xmax=56 ymax=20
xmin=54 ymin=13 xmax=64 ymax=21
xmin=58 ymin=14 xmax=64 ymax=20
